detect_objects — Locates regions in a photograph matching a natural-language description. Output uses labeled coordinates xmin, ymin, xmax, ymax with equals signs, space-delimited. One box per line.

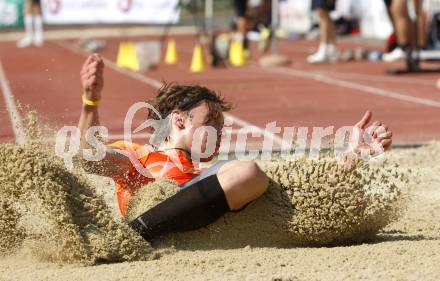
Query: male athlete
xmin=78 ymin=54 xmax=392 ymax=240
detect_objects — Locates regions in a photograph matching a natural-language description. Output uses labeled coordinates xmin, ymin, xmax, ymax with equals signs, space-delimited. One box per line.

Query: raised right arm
xmin=78 ymin=54 xmax=131 ymax=178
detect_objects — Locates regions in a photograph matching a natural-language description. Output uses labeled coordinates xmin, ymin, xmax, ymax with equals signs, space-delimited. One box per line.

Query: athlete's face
xmin=177 ymin=102 xmax=224 ymax=162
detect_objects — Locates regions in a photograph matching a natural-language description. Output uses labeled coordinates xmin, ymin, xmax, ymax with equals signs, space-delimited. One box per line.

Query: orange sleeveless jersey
xmin=108 ymin=141 xmax=200 ymax=217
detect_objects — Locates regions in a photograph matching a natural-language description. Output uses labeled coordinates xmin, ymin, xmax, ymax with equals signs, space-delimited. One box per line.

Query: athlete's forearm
xmin=78 ymin=104 xmax=100 ymax=149
xmin=79 ymin=53 xmax=104 ymax=148
xmin=77 ymin=102 xmax=132 ymax=178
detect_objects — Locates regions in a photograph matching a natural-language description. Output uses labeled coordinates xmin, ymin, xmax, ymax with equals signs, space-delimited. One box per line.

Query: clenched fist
xmin=80 ymin=53 xmax=104 ymax=102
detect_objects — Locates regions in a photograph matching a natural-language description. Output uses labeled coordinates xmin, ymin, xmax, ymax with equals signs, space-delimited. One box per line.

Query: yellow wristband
xmin=82 ymin=95 xmax=100 ymax=107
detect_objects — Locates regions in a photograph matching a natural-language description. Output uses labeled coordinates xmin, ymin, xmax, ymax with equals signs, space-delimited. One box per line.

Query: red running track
xmin=0 ymin=36 xmax=440 ymax=149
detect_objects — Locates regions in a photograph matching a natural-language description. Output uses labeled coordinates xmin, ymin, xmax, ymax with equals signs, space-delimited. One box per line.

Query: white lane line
xmin=0 ymin=60 xmax=25 ymax=144
xmin=58 ymin=39 xmax=178 ymax=88
xmin=56 ymin=41 xmax=285 ymax=146
xmin=0 ymin=26 xmax=197 ymax=42
xmin=314 ymin=70 xmax=435 ymax=86
xmin=223 ymin=113 xmax=286 ymax=146
xmin=264 ymin=66 xmax=440 ymax=108
xmin=56 ymin=41 xmax=163 ymax=88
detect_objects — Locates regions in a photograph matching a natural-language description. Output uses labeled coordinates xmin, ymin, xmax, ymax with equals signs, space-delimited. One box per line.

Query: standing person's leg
xmin=307 ymin=0 xmax=338 ymax=64
xmin=384 ymin=0 xmax=410 ymax=61
xmin=233 ymin=0 xmax=249 ymax=51
xmin=16 ymin=0 xmax=34 ymax=48
xmin=16 ymin=0 xmax=44 ymax=48
xmin=321 ymin=9 xmax=337 ymax=46
xmin=413 ymin=0 xmax=427 ymax=49
xmin=384 ymin=0 xmax=399 ymax=53
xmin=384 ymin=0 xmax=395 ymax=30
xmin=32 ymin=0 xmax=44 ymax=47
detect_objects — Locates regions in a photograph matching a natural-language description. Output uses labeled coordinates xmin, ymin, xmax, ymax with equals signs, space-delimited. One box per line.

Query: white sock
xmin=24 ymin=15 xmax=33 ymax=38
xmin=33 ymin=15 xmax=44 ymax=40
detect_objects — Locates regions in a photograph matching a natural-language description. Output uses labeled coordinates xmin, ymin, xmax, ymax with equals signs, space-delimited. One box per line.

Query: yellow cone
xmin=190 ymin=43 xmax=205 ymax=73
xmin=116 ymin=41 xmax=140 ymax=71
xmin=164 ymin=39 xmax=178 ymax=64
xmin=116 ymin=42 xmax=127 ymax=67
xmin=229 ymin=40 xmax=245 ymax=67
xmin=228 ymin=40 xmax=236 ymax=65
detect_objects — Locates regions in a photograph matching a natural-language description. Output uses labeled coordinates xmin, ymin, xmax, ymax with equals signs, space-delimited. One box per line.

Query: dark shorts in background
xmin=30 ymin=0 xmax=41 ymax=4
xmin=311 ymin=0 xmax=336 ymax=11
xmin=384 ymin=0 xmax=392 ymax=7
xmin=233 ymin=0 xmax=248 ymax=17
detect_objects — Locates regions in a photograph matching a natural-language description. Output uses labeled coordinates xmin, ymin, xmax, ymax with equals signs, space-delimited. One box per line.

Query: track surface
xmin=1 ymin=34 xmax=440 ymax=150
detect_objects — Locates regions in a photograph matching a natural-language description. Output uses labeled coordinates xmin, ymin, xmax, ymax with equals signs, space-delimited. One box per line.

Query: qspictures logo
xmin=54 ymin=102 xmax=387 ymax=177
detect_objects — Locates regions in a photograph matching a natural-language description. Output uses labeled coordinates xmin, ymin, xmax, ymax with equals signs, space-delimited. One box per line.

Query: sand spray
xmin=0 ymin=113 xmax=154 ymax=265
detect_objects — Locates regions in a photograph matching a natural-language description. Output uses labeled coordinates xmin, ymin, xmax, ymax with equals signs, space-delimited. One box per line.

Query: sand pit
xmin=1 ymin=126 xmax=439 ymax=280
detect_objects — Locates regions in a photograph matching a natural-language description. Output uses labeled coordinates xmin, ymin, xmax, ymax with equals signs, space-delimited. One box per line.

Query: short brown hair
xmin=150 ymin=83 xmax=232 ymax=123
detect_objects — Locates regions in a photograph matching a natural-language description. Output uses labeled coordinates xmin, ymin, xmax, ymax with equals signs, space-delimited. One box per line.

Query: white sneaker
xmin=16 ymin=36 xmax=33 ymax=48
xmin=33 ymin=34 xmax=44 ymax=47
xmin=327 ymin=46 xmax=340 ymax=63
xmin=383 ymin=47 xmax=405 ymax=62
xmin=307 ymin=46 xmax=339 ymax=64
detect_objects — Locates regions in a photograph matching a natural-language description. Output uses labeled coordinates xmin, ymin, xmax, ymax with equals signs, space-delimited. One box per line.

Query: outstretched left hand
xmin=351 ymin=110 xmax=393 ymax=157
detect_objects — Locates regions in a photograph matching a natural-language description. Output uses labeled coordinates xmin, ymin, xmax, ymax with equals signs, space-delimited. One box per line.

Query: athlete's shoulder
xmin=108 ymin=141 xmax=150 ymax=159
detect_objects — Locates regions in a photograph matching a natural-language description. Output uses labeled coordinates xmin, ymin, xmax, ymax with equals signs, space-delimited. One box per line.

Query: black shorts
xmin=384 ymin=0 xmax=392 ymax=7
xmin=311 ymin=0 xmax=336 ymax=11
xmin=30 ymin=0 xmax=41 ymax=4
xmin=233 ymin=0 xmax=248 ymax=17
xmin=180 ymin=161 xmax=229 ymax=190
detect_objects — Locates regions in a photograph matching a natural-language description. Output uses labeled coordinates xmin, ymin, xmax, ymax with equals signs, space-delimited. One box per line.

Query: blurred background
xmin=0 ymin=0 xmax=440 ymax=149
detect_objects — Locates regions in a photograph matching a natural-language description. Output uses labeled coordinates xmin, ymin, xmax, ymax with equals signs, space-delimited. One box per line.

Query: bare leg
xmin=383 ymin=0 xmax=411 ymax=62
xmin=16 ymin=1 xmax=34 ymax=48
xmin=233 ymin=0 xmax=249 ymax=51
xmin=24 ymin=0 xmax=32 ymax=14
xmin=236 ymin=17 xmax=247 ymax=45
xmin=217 ymin=160 xmax=268 ymax=210
xmin=31 ymin=1 xmax=44 ymax=46
xmin=385 ymin=1 xmax=395 ymax=31
xmin=392 ymin=0 xmax=411 ymax=47
xmin=308 ymin=8 xmax=339 ymax=64
xmin=413 ymin=0 xmax=427 ymax=48
xmin=32 ymin=1 xmax=42 ymax=14
xmin=317 ymin=8 xmax=336 ymax=45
